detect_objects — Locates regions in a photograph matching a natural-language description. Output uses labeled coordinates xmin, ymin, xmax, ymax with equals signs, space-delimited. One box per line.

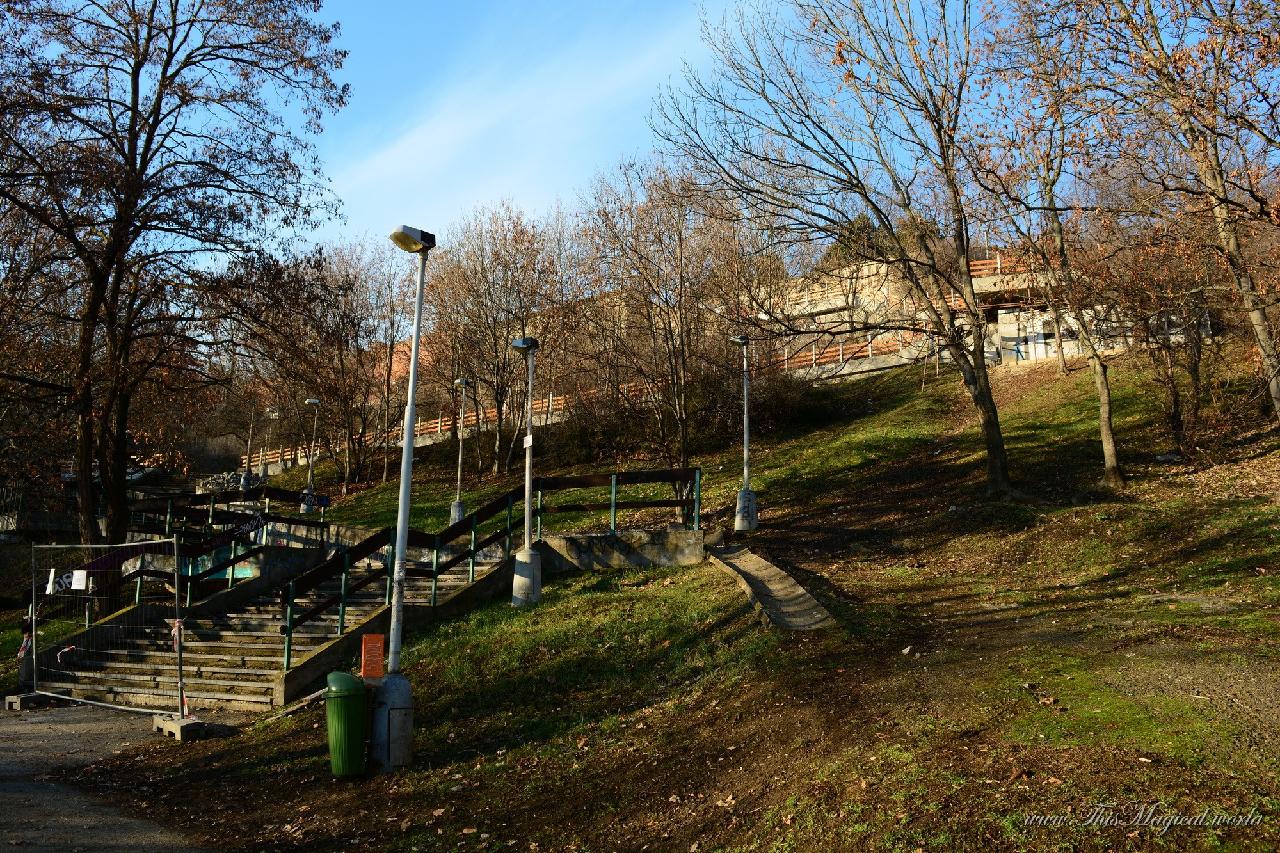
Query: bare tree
xmin=427 ymin=203 xmax=570 ymax=475
xmin=578 ymin=162 xmax=741 ymax=470
xmin=658 ymin=0 xmax=1016 ymax=494
xmin=0 ymin=0 xmax=346 ymax=541
xmin=976 ymin=12 xmax=1128 ymax=485
xmin=1028 ymin=0 xmax=1280 ymax=423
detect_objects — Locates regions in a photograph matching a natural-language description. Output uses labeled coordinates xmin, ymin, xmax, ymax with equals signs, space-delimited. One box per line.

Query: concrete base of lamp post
xmin=449 ymin=499 xmax=465 ymax=525
xmin=734 ymin=488 xmax=758 ymax=532
xmin=512 ymin=546 xmax=541 ymax=607
xmin=370 ymin=672 xmax=414 ymax=772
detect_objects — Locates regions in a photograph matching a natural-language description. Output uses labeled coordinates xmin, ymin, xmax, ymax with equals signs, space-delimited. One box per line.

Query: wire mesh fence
xmin=26 ymin=539 xmax=187 ymax=715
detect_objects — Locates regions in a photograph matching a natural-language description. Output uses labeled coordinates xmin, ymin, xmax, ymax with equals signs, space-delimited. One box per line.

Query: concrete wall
xmin=535 ymin=529 xmax=706 ymax=575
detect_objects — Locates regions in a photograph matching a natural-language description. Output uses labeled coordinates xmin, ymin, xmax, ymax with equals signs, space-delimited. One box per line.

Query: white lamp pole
xmin=731 ymin=335 xmax=757 ymax=531
xmin=300 ymin=398 xmax=320 ymax=513
xmin=371 ymin=224 xmax=435 ymax=773
xmin=450 ymin=377 xmax=472 ymax=524
xmin=511 ymin=336 xmax=540 ymax=606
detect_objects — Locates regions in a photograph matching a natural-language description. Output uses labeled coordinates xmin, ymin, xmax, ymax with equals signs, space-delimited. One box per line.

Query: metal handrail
xmin=275 ymin=467 xmax=703 ymax=669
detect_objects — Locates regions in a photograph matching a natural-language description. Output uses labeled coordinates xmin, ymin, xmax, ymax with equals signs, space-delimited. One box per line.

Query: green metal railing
xmin=274 ymin=467 xmax=702 ymax=671
xmin=532 ymin=467 xmax=702 ymax=533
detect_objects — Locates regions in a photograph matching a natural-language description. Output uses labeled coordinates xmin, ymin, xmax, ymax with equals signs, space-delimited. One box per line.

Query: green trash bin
xmin=325 ymin=671 xmax=367 ymax=777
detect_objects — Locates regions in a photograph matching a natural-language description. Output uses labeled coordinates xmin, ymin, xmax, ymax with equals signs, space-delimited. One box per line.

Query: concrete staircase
xmin=37 ymin=556 xmax=500 ymax=712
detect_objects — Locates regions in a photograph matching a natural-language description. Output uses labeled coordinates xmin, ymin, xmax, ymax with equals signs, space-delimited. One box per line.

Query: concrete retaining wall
xmin=535 ymin=529 xmax=705 ymax=575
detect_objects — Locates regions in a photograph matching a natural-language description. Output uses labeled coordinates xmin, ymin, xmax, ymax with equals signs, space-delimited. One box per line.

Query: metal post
xmin=512 ymin=340 xmax=541 ymax=607
xmin=468 ymin=516 xmax=477 ymax=583
xmin=505 ymin=494 xmax=514 ymax=557
xmin=388 ymin=248 xmax=429 ymax=675
xmin=384 ymin=537 xmax=394 ymax=606
xmin=164 ymin=499 xmax=172 ymax=535
xmin=338 ymin=549 xmax=349 ymax=635
xmin=536 ymin=489 xmax=543 ymax=540
xmin=610 ymin=474 xmax=618 ymax=532
xmin=283 ymin=580 xmax=295 ymax=671
xmin=693 ymin=468 xmax=702 ymax=531
xmin=451 ymin=381 xmax=469 ymax=524
xmin=173 ymin=538 xmax=185 ymax=718
xmin=306 ymin=404 xmax=319 ymax=496
xmin=522 ymin=354 xmax=536 ymax=551
xmin=29 ymin=545 xmax=38 ymax=695
xmin=430 ymin=536 xmax=439 ymax=607
xmin=734 ymin=337 xmax=758 ymax=531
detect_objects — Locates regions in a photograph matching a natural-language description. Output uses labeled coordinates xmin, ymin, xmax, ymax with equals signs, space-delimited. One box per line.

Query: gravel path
xmin=0 ymin=703 xmax=213 ymax=852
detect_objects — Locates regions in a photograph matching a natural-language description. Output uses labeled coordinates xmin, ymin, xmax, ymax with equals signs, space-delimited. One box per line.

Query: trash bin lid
xmin=326 ymin=671 xmax=365 ymax=697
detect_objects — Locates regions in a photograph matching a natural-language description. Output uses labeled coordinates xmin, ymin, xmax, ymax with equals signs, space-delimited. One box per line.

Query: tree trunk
xmin=1089 ymin=353 xmax=1125 ymax=488
xmin=72 ymin=281 xmax=105 ymax=545
xmin=952 ymin=336 xmax=1012 ymax=495
xmin=491 ymin=395 xmax=503 ymax=476
xmin=1198 ymin=146 xmax=1280 ymax=423
xmin=100 ymin=390 xmax=132 ymax=544
xmin=1160 ymin=347 xmax=1186 ymax=453
xmin=1049 ymin=306 xmax=1068 ymax=374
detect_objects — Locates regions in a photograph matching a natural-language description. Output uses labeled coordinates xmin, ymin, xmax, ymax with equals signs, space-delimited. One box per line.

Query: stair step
xmin=72 ymin=660 xmax=276 ymax=680
xmin=38 ymin=680 xmax=273 ymax=706
xmin=97 ymin=648 xmax=285 ymax=666
xmin=43 ymin=670 xmax=274 ymax=694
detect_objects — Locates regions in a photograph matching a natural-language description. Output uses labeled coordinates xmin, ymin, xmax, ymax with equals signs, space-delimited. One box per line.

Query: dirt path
xmin=0 ymin=704 xmax=213 ymax=852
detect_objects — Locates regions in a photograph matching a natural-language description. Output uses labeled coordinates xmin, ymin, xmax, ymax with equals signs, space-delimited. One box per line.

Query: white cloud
xmin=325 ymin=7 xmax=704 ymax=243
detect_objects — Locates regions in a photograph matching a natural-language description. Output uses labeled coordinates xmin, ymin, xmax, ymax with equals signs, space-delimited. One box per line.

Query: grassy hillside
xmin=69 ymin=354 xmax=1280 ymax=851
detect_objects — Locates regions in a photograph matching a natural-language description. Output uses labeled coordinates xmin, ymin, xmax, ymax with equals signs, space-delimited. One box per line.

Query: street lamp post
xmin=259 ymin=408 xmax=277 ymax=479
xmin=511 ymin=336 xmax=540 ymax=606
xmin=300 ymin=398 xmax=320 ymax=513
xmin=450 ymin=378 xmax=472 ymax=524
xmin=730 ymin=336 xmax=758 ymax=531
xmin=240 ymin=406 xmax=256 ymax=492
xmin=371 ymin=224 xmax=436 ymax=772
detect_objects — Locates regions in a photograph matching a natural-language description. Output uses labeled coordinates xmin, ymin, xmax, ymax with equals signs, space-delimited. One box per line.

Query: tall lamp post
xmin=511 ymin=336 xmax=540 ymax=606
xmin=730 ymin=336 xmax=758 ymax=531
xmin=372 ymin=223 xmax=436 ymax=772
xmin=259 ymin=408 xmax=278 ymax=479
xmin=450 ymin=377 xmax=473 ymax=524
xmin=300 ymin=398 xmax=321 ymax=513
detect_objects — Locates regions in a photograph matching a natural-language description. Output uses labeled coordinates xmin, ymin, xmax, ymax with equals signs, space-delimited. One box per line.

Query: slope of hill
xmin=69 ymin=355 xmax=1280 ymax=851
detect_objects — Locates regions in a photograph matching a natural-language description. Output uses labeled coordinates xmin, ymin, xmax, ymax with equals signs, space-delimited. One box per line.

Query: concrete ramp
xmin=709 ymin=545 xmax=835 ymax=631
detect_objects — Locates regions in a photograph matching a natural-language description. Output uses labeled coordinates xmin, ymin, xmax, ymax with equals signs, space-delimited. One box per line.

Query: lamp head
xmin=454 ymin=377 xmax=472 ymax=387
xmin=389 ymin=225 xmax=437 ymax=254
xmin=511 ymin=336 xmax=540 ymax=354
xmin=304 ymin=398 xmax=320 ymax=406
xmin=730 ymin=335 xmax=749 ymax=346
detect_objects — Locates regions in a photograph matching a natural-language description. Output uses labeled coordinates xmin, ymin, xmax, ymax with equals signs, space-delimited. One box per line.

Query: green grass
xmin=54 ymin=350 xmax=1280 ymax=851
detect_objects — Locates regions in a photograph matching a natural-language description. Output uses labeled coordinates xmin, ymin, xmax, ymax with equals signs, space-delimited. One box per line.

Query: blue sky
xmin=316 ymin=0 xmax=724 ymax=245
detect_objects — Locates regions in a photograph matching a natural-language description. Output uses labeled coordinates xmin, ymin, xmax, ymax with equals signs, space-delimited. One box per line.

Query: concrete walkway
xmin=709 ymin=545 xmax=835 ymax=631
xmin=0 ymin=704 xmax=212 ymax=852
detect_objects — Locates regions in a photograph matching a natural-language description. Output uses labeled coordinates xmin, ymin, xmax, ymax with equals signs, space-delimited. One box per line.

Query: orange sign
xmin=361 ymin=633 xmax=385 ymax=679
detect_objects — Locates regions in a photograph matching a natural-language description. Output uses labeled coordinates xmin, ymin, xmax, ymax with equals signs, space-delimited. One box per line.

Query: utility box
xmin=325 ymin=671 xmax=367 ymax=777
